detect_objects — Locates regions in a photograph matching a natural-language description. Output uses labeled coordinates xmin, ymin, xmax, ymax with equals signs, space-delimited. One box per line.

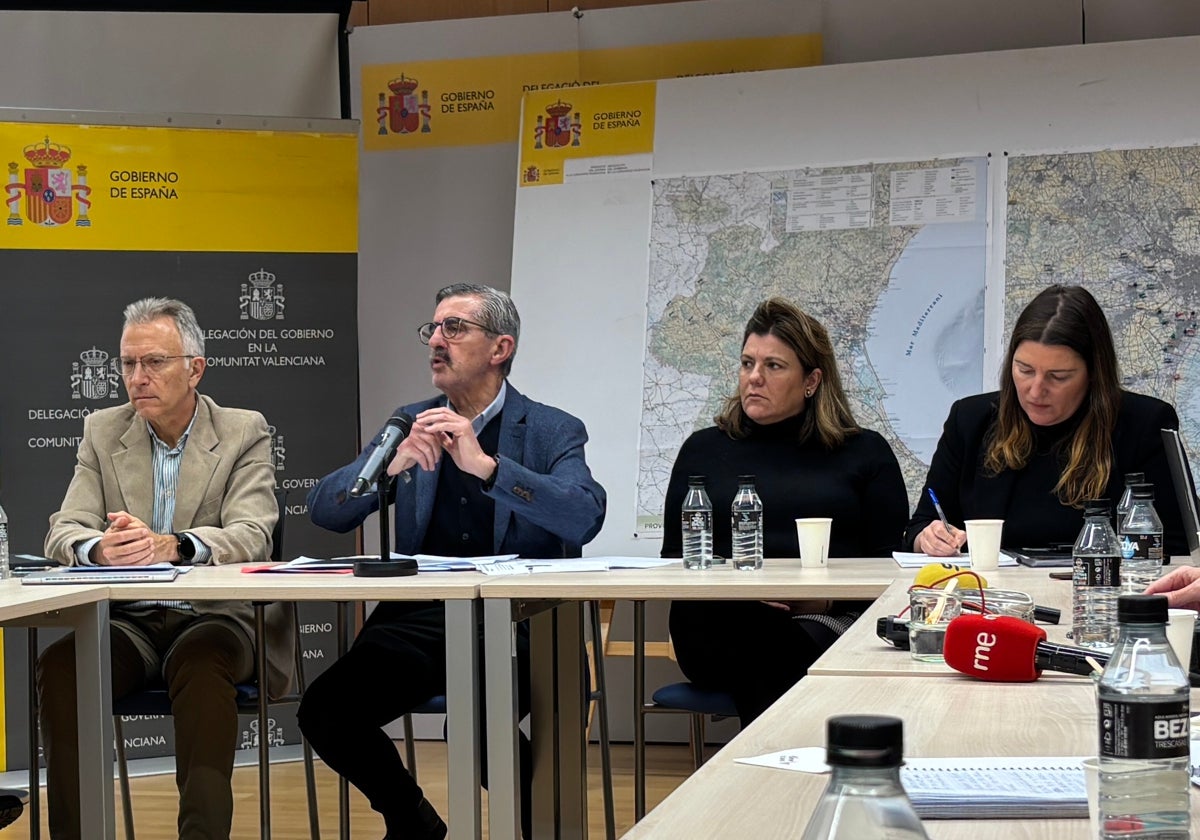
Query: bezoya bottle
xmin=730 ymin=475 xmax=763 ymax=571
xmin=1119 ymin=483 xmax=1165 ymax=593
xmin=680 ymin=476 xmax=713 ymax=570
xmin=800 ymin=715 xmax=930 ymax=840
xmin=1072 ymin=498 xmax=1121 ymax=650
xmin=1097 ymin=594 xmax=1190 ymax=840
xmin=1116 ymin=471 xmax=1145 ymax=531
xmin=0 ymin=499 xmax=8 ymax=580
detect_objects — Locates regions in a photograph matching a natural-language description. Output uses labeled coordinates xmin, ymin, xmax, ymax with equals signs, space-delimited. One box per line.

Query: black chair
xmin=29 ymin=489 xmax=320 ymax=840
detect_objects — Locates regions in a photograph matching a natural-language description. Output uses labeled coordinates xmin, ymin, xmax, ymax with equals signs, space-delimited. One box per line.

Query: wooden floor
xmin=4 ymin=741 xmax=698 ymax=838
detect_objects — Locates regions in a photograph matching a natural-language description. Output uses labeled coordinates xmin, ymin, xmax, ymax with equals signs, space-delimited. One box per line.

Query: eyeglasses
xmin=117 ymin=355 xmax=193 ymax=377
xmin=417 ymin=317 xmax=496 ymax=344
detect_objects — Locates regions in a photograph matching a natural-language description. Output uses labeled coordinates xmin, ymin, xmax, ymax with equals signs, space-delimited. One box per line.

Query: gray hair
xmin=123 ymin=297 xmax=205 ymax=358
xmin=435 ymin=283 xmax=521 ymax=375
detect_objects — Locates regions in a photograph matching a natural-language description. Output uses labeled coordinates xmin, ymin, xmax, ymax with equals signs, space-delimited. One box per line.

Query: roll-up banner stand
xmin=0 ymin=110 xmax=359 ymax=770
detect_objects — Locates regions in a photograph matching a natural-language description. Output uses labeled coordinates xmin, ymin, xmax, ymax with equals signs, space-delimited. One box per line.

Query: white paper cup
xmin=1081 ymin=757 xmax=1100 ymax=839
xmin=795 ymin=518 xmax=832 ymax=568
xmin=964 ymin=519 xmax=1004 ymax=571
xmin=1167 ymin=608 xmax=1197 ymax=668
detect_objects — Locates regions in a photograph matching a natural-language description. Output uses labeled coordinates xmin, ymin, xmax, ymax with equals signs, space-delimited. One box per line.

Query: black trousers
xmin=297 ymin=600 xmax=532 ymax=839
xmin=668 ymin=600 xmax=839 ymax=727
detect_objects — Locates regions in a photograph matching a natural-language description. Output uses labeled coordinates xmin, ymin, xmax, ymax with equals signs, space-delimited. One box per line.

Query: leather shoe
xmin=0 ymin=787 xmax=27 ymax=830
xmin=384 ymin=797 xmax=447 ymax=840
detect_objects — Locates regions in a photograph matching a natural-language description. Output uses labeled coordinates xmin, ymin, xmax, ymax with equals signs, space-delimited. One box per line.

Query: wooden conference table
xmin=480 ymin=558 xmax=900 ymax=840
xmin=0 ymin=581 xmax=113 ymax=838
xmin=102 ymin=566 xmax=489 ymax=840
xmin=808 ymin=566 xmax=1078 ymax=678
xmin=620 ymin=674 xmax=1200 ymax=839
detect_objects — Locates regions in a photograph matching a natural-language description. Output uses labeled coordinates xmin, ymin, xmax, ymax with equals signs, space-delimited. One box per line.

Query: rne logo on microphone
xmin=973 ymin=631 xmax=997 ymax=671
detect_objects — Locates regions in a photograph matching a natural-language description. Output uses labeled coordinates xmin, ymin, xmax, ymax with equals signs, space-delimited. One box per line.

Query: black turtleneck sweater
xmin=660 ymin=414 xmax=909 ymax=559
xmin=904 ymin=391 xmax=1187 ymax=556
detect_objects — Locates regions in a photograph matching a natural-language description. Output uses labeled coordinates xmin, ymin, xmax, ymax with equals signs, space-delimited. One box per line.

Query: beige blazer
xmin=45 ymin=393 xmax=295 ymax=698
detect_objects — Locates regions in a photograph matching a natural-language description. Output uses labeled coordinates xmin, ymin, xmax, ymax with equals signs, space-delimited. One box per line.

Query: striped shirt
xmin=78 ymin=404 xmax=210 ymax=611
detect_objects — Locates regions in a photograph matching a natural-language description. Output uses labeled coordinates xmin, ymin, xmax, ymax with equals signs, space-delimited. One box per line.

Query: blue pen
xmin=927 ymin=488 xmax=958 ymax=537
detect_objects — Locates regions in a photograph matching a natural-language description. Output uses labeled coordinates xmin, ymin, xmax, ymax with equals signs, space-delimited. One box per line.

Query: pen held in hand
xmin=927 ymin=488 xmax=958 ymax=538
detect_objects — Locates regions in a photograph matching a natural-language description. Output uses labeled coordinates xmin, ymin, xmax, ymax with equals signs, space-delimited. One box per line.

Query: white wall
xmin=509 ymin=35 xmax=1200 ymax=559
xmin=0 ymin=11 xmax=341 ymax=117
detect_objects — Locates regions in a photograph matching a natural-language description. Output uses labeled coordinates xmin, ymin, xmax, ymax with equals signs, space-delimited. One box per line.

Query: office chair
xmin=29 ymin=489 xmax=320 ymax=840
xmin=632 ymin=601 xmax=736 ymax=821
xmin=399 ymin=601 xmax=616 ymax=840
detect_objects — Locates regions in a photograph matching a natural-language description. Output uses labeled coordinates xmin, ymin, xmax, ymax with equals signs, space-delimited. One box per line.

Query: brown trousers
xmin=36 ymin=608 xmax=254 ymax=840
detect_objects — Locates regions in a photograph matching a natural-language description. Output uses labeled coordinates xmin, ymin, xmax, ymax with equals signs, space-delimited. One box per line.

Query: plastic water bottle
xmin=730 ymin=475 xmax=763 ymax=571
xmin=1119 ymin=483 xmax=1164 ymax=593
xmin=1116 ymin=471 xmax=1144 ymax=531
xmin=0 ymin=501 xmax=8 ymax=580
xmin=1072 ymin=499 xmax=1120 ymax=650
xmin=680 ymin=476 xmax=713 ymax=570
xmin=800 ymin=715 xmax=930 ymax=840
xmin=1097 ymin=595 xmax=1190 ymax=840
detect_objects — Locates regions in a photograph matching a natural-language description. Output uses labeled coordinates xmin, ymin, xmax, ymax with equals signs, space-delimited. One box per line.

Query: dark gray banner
xmin=0 ymin=249 xmax=359 ymax=767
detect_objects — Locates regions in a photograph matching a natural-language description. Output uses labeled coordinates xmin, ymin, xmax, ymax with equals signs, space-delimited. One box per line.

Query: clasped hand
xmin=92 ymin=512 xmax=176 ymax=565
xmin=386 ymin=407 xmax=495 ymax=480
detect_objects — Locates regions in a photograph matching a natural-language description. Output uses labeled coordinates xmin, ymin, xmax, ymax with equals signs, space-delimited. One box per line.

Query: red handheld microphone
xmin=942 ymin=614 xmax=1109 ymax=681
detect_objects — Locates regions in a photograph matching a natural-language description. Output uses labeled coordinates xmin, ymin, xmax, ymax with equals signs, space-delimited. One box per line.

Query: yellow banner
xmin=363 ymin=33 xmax=820 ymax=151
xmin=518 ymin=82 xmax=656 ymax=187
xmin=1 ymin=123 xmax=357 ymax=253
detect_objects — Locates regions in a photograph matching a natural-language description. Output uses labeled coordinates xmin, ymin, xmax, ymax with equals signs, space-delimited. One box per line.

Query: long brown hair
xmin=715 ymin=297 xmax=859 ymax=448
xmin=985 ymin=284 xmax=1122 ymax=505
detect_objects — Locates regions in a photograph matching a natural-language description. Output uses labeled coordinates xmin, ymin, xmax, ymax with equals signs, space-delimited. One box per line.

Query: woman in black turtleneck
xmin=662 ymin=298 xmax=908 ymax=726
xmin=906 ymin=284 xmax=1187 ymax=557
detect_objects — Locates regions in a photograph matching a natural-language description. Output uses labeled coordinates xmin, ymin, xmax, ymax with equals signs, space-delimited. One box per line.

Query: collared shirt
xmin=456 ymin=379 xmax=506 ymax=436
xmin=78 ymin=402 xmax=210 ymax=610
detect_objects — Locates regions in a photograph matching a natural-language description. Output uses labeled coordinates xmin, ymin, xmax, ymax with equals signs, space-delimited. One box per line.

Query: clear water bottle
xmin=0 ymin=501 xmax=8 ymax=580
xmin=1120 ymin=483 xmax=1164 ymax=593
xmin=681 ymin=476 xmax=713 ymax=570
xmin=730 ymin=475 xmax=763 ymax=571
xmin=800 ymin=715 xmax=930 ymax=840
xmin=1116 ymin=471 xmax=1144 ymax=531
xmin=1072 ymin=499 xmax=1121 ymax=650
xmin=1097 ymin=595 xmax=1190 ymax=840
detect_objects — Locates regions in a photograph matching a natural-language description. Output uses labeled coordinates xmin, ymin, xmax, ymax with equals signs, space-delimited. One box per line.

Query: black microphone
xmin=349 ymin=413 xmax=415 ymax=498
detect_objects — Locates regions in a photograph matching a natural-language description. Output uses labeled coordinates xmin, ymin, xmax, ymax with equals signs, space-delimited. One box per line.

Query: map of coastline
xmin=637 ymin=158 xmax=988 ymax=534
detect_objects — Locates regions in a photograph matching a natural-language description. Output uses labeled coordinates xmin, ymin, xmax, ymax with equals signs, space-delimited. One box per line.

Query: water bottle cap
xmin=737 ymin=474 xmax=756 ymax=485
xmin=1083 ymin=499 xmax=1111 ymax=516
xmin=1130 ymin=483 xmax=1155 ymax=500
xmin=825 ymin=715 xmax=903 ymax=767
xmin=1117 ymin=594 xmax=1168 ymax=624
xmin=687 ymin=475 xmax=706 ymax=486
xmin=1124 ymin=472 xmax=1145 ymax=485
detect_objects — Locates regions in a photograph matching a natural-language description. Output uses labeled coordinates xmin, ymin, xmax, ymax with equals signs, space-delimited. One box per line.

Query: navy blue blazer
xmin=904 ymin=391 xmax=1187 ymax=556
xmin=308 ymin=384 xmax=606 ymax=559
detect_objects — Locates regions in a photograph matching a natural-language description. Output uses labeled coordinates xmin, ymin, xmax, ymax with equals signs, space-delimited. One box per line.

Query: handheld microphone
xmin=942 ymin=613 xmax=1109 ymax=681
xmin=913 ymin=562 xmax=988 ymax=590
xmin=349 ymin=413 xmax=415 ymax=498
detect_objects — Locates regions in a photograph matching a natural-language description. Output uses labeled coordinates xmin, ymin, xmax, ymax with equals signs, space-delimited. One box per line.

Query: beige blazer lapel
xmin=174 ymin=397 xmax=220 ymax=530
xmin=112 ymin=415 xmax=155 ymax=522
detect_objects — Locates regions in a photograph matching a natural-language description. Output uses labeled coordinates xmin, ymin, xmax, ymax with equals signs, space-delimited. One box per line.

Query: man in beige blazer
xmin=38 ymin=297 xmax=291 ymax=840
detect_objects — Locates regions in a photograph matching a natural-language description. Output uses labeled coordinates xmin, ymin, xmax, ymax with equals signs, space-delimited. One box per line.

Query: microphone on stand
xmin=942 ymin=613 xmax=1109 ymax=681
xmin=349 ymin=413 xmax=415 ymax=498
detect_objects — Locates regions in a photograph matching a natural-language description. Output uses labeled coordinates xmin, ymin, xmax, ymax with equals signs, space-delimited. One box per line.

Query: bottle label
xmin=1074 ymin=554 xmax=1120 ymax=586
xmin=1120 ymin=533 xmax=1163 ymax=561
xmin=1098 ymin=698 xmax=1190 ymax=759
xmin=733 ymin=512 xmax=760 ymax=532
xmin=683 ymin=513 xmax=710 ymax=533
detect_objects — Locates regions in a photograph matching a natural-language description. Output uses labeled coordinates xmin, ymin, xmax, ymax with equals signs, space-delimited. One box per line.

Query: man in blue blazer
xmin=300 ymin=283 xmax=606 ymax=840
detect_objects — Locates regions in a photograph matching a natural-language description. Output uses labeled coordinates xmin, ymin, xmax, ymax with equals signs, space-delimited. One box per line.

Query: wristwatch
xmin=173 ymin=532 xmax=196 ymax=565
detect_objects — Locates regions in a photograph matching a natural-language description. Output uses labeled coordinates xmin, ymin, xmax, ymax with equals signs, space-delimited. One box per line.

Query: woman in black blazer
xmin=905 ymin=284 xmax=1187 ymax=557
